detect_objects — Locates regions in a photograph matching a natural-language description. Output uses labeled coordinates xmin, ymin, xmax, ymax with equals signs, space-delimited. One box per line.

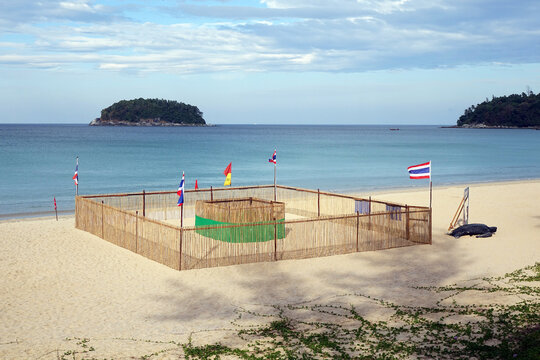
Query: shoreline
xmin=2 ymin=177 xmax=539 ymax=221
xmin=441 ymin=125 xmax=540 ymax=130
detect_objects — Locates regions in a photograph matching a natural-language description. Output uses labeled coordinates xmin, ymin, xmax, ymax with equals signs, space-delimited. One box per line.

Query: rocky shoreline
xmin=442 ymin=124 xmax=540 ymax=130
xmin=89 ymin=118 xmax=212 ymax=126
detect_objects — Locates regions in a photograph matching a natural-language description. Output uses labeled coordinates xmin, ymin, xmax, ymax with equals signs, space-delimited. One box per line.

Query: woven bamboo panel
xmin=76 ymin=185 xmax=432 ymax=271
xmin=196 ymin=197 xmax=285 ymax=223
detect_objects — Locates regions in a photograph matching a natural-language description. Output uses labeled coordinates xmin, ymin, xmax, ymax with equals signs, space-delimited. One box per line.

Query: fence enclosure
xmin=75 ymin=185 xmax=431 ymax=271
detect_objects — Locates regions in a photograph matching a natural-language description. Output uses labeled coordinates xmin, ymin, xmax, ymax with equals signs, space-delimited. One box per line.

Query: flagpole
xmin=54 ymin=196 xmax=58 ymax=221
xmin=429 ymin=160 xmax=432 ymax=209
xmin=75 ymin=156 xmax=79 ymax=197
xmin=274 ymin=149 xmax=277 ymax=202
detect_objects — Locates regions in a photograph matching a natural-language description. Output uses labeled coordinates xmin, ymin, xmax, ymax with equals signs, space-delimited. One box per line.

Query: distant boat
xmin=390 ymin=128 xmax=400 ymax=131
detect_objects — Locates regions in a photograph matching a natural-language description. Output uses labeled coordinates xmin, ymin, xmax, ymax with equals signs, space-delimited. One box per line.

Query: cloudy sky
xmin=1 ymin=0 xmax=539 ymax=124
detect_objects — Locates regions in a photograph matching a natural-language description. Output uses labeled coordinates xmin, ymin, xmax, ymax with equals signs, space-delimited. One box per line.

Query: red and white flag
xmin=408 ymin=161 xmax=431 ymax=179
xmin=177 ymin=172 xmax=185 ymax=206
xmin=72 ymin=157 xmax=79 ymax=185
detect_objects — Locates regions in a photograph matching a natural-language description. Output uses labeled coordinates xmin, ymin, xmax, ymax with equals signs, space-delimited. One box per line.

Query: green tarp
xmin=195 ymin=215 xmax=285 ymax=243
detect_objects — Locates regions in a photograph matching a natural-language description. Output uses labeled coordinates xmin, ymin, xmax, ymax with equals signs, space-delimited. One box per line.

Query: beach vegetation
xmin=57 ymin=263 xmax=539 ymax=359
xmin=457 ymin=90 xmax=540 ymax=128
xmin=180 ymin=262 xmax=539 ymax=360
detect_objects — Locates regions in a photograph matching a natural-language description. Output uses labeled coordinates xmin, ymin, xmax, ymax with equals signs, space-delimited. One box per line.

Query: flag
xmin=268 ymin=149 xmax=276 ymax=164
xmin=223 ymin=162 xmax=231 ymax=186
xmin=177 ymin=172 xmax=185 ymax=206
xmin=54 ymin=196 xmax=57 ymax=211
xmin=72 ymin=158 xmax=79 ymax=185
xmin=195 ymin=179 xmax=199 ymax=190
xmin=408 ymin=161 xmax=431 ymax=179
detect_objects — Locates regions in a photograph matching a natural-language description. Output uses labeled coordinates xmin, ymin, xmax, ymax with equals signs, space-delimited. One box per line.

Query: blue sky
xmin=1 ymin=0 xmax=539 ymax=124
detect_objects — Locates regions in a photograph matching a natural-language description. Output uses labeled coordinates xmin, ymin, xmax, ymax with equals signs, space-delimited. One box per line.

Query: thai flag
xmin=408 ymin=161 xmax=431 ymax=179
xmin=177 ymin=172 xmax=184 ymax=206
xmin=72 ymin=158 xmax=79 ymax=185
xmin=268 ymin=149 xmax=276 ymax=164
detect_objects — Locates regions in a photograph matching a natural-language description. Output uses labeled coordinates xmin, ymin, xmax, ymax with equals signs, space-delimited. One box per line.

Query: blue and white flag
xmin=177 ymin=172 xmax=185 ymax=206
xmin=408 ymin=161 xmax=431 ymax=179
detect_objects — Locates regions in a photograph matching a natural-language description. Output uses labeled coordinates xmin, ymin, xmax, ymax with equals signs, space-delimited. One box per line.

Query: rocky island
xmin=90 ymin=98 xmax=207 ymax=126
xmin=450 ymin=91 xmax=540 ymax=129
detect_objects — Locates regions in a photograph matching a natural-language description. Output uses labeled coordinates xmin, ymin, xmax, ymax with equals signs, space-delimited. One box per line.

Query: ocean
xmin=1 ymin=124 xmax=539 ymax=218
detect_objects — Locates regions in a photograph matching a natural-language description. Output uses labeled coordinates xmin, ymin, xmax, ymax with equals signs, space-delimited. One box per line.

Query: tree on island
xmin=96 ymin=98 xmax=206 ymax=125
xmin=457 ymin=90 xmax=540 ymax=128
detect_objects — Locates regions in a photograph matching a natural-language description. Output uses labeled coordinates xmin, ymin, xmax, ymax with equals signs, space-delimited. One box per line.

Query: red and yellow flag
xmin=223 ymin=162 xmax=232 ymax=186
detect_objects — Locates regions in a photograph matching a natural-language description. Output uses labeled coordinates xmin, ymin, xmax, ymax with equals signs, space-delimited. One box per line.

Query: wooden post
xmin=210 ymin=186 xmax=213 ymax=201
xmin=429 ymin=181 xmax=433 ymax=244
xmin=273 ymin=161 xmax=277 ymax=202
xmin=101 ymin=200 xmax=104 ymax=238
xmin=179 ymin=228 xmax=183 ymax=271
xmin=368 ymin=196 xmax=372 ymax=231
xmin=180 ymin=204 xmax=184 ymax=228
xmin=405 ymin=205 xmax=410 ymax=240
xmin=135 ymin=211 xmax=138 ymax=254
xmin=274 ymin=217 xmax=277 ymax=261
xmin=356 ymin=211 xmax=360 ymax=252
xmin=464 ymin=187 xmax=470 ymax=225
xmin=429 ymin=207 xmax=433 ymax=244
xmin=142 ymin=189 xmax=146 ymax=217
xmin=429 ymin=181 xmax=433 ymax=209
xmin=317 ymin=189 xmax=320 ymax=217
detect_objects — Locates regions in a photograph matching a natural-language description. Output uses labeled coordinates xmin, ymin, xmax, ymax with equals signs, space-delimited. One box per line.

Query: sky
xmin=1 ymin=0 xmax=539 ymax=125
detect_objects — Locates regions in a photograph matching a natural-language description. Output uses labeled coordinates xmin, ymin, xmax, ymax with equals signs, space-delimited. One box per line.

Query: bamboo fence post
xmin=406 ymin=205 xmax=410 ymax=240
xmin=429 ymin=181 xmax=433 ymax=210
xmin=142 ymin=190 xmax=146 ymax=217
xmin=274 ymin=217 xmax=277 ymax=261
xmin=135 ymin=211 xmax=138 ymax=254
xmin=101 ymin=200 xmax=104 ymax=238
xmin=317 ymin=189 xmax=320 ymax=217
xmin=429 ymin=207 xmax=433 ymax=244
xmin=368 ymin=196 xmax=372 ymax=231
xmin=179 ymin=228 xmax=183 ymax=271
xmin=356 ymin=211 xmax=360 ymax=252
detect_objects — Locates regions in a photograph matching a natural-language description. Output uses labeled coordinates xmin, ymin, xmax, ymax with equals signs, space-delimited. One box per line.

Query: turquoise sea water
xmin=1 ymin=124 xmax=539 ymax=217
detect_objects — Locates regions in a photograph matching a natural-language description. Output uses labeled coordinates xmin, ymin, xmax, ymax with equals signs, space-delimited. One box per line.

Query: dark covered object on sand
xmin=449 ymin=224 xmax=498 ymax=238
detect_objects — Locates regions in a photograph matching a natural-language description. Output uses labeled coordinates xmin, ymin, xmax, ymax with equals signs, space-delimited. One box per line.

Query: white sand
xmin=1 ymin=180 xmax=539 ymax=358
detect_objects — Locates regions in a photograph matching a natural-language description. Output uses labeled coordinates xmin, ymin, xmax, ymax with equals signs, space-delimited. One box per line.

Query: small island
xmin=450 ymin=90 xmax=540 ymax=129
xmin=90 ymin=98 xmax=207 ymax=126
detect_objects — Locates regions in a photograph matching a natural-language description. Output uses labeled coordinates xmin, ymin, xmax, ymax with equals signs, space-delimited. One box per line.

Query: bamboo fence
xmin=75 ymin=185 xmax=432 ymax=271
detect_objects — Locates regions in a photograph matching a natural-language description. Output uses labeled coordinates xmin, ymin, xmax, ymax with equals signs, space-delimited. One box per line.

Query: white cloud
xmin=0 ymin=0 xmax=539 ymax=74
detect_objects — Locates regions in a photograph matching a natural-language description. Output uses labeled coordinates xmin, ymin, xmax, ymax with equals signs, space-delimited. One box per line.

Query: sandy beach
xmin=1 ymin=180 xmax=539 ymax=359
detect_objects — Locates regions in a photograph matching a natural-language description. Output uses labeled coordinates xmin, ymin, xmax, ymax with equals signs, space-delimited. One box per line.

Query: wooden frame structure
xmin=75 ymin=184 xmax=432 ymax=271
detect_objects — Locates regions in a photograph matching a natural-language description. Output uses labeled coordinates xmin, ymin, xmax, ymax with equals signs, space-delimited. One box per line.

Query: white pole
xmin=76 ymin=156 xmax=79 ymax=197
xmin=274 ymin=149 xmax=277 ymax=201
xmin=429 ymin=160 xmax=432 ymax=209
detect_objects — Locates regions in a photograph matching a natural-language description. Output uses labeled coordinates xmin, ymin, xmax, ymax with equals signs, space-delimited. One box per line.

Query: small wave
xmin=0 ymin=209 xmax=74 ymax=220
